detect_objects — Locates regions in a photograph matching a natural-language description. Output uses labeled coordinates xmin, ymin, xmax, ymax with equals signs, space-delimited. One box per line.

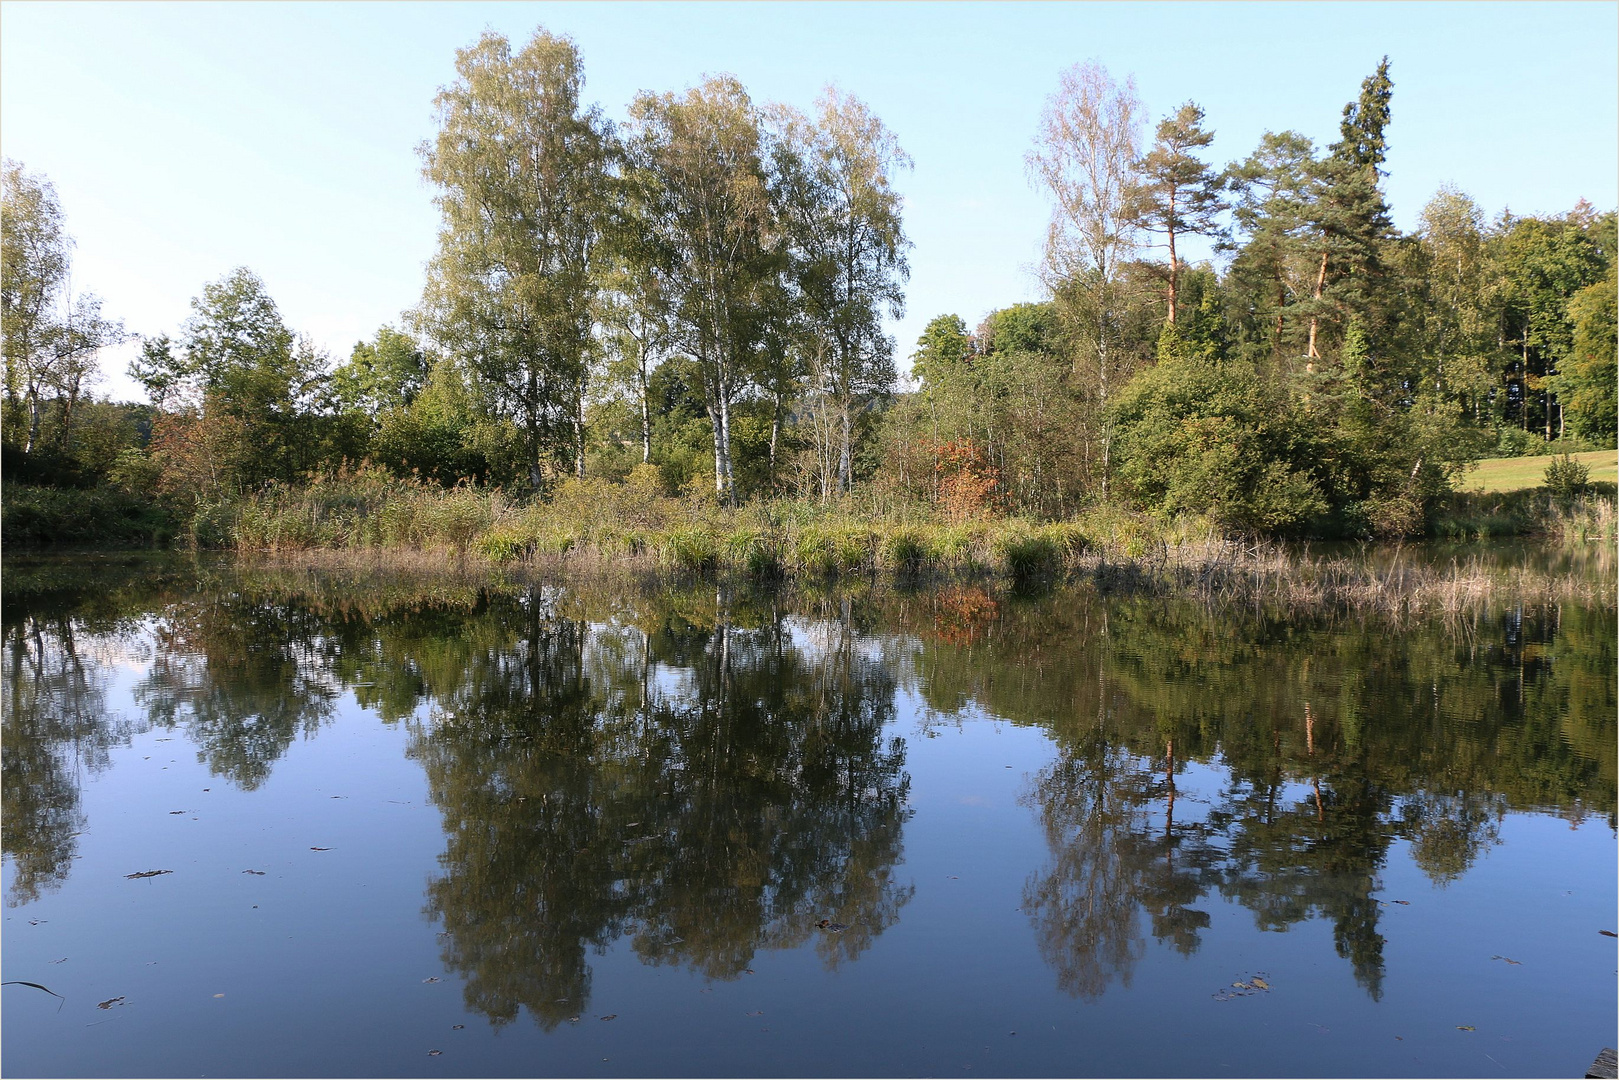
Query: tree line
xmin=3 ymin=31 xmax=1613 ymax=540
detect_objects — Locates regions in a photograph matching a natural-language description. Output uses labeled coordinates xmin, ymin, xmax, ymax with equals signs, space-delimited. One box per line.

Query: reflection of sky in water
xmin=1 ymin=560 xmax=1614 ymax=1078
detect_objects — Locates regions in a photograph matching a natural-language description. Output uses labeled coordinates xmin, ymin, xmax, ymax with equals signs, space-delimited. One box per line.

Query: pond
xmin=2 ymin=552 xmax=1614 ymax=1078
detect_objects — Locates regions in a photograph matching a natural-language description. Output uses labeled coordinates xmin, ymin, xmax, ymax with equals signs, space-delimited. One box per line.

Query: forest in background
xmin=3 ymin=28 xmax=1615 ymax=548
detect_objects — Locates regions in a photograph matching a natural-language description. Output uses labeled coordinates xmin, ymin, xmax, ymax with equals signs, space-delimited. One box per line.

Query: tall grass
xmin=221 ymin=469 xmax=1616 ymax=610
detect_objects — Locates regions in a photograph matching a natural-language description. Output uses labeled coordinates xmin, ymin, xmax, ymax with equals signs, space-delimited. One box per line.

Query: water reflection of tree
xmin=408 ymin=587 xmax=913 ymax=1029
xmin=1020 ymin=726 xmax=1222 ymax=999
xmin=1 ymin=612 xmax=145 ymax=905
xmin=896 ymin=586 xmax=1615 ymax=1002
xmin=132 ymin=593 xmax=340 ymax=789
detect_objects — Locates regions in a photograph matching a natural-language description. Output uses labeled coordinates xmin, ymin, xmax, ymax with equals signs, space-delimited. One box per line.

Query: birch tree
xmin=627 ymin=76 xmax=778 ymax=504
xmin=1027 ymin=61 xmax=1144 ymax=501
xmin=771 ymin=88 xmax=911 ymax=496
xmin=418 ymin=29 xmax=614 ymax=493
xmin=1 ymin=160 xmax=123 ymax=454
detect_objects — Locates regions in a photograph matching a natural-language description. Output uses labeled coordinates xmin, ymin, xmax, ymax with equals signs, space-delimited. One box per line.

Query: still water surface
xmin=2 ymin=553 xmax=1614 ymax=1078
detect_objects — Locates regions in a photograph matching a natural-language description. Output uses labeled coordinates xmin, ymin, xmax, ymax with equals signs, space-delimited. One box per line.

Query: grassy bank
xmin=1461 ymin=450 xmax=1617 ymax=492
xmin=7 ymin=462 xmax=1614 ymax=560
xmin=227 ymin=470 xmax=1144 ymax=580
xmin=1432 ymin=483 xmax=1617 ymax=542
xmin=204 ymin=470 xmax=1616 ymax=617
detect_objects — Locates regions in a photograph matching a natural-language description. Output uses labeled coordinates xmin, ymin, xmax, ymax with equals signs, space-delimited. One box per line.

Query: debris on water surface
xmin=1213 ymin=972 xmax=1273 ymax=1000
xmin=49 ymin=958 xmax=67 ymax=964
xmin=422 ymin=977 xmax=441 ymax=983
xmin=168 ymin=810 xmax=187 ymax=815
xmin=1457 ymin=1025 xmax=1476 ymax=1031
xmin=242 ymin=869 xmax=265 ymax=875
xmin=1600 ymin=930 xmax=1617 ymax=938
xmin=1490 ymin=955 xmax=1521 ymax=965
xmin=816 ymin=919 xmax=847 ymax=932
xmin=452 ymin=1025 xmax=465 ymax=1030
xmin=213 ymin=994 xmax=225 ymax=998
xmin=600 ymin=1014 xmax=617 ymax=1021
xmin=4 ymin=981 xmax=64 ymax=1001
xmin=125 ymin=870 xmax=172 ymax=879
xmin=568 ymin=1016 xmax=580 ymax=1023
xmin=428 ymin=1049 xmax=442 ymax=1056
xmin=1392 ymin=900 xmax=1411 ymax=906
xmin=309 ymin=847 xmax=332 ymax=851
xmin=97 ymin=997 xmax=125 ymax=1010
xmin=746 ymin=1010 xmax=764 ymax=1017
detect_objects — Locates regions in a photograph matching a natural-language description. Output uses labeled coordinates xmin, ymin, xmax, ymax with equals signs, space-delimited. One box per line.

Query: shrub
xmin=662 ymin=528 xmax=718 ymax=575
xmin=992 ymin=523 xmax=1060 ymax=579
xmin=880 ymin=526 xmax=930 ymax=573
xmin=1543 ymin=454 xmax=1591 ymax=498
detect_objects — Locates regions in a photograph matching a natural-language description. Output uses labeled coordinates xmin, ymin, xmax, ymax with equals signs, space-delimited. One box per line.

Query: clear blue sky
xmin=3 ymin=1 xmax=1615 ymax=403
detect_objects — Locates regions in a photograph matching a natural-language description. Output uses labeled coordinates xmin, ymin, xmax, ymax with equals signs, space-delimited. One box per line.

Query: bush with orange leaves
xmin=935 ymin=439 xmax=1000 ymax=524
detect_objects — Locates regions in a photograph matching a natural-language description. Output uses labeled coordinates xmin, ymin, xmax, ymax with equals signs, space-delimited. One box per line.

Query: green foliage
xmin=1 ymin=483 xmax=174 ymax=546
xmin=1113 ymin=323 xmax=1326 ymax=535
xmin=1543 ymin=453 xmax=1591 ymax=498
xmin=334 ymin=325 xmax=428 ymax=416
xmin=992 ymin=523 xmax=1061 ymax=579
xmin=1555 ymin=268 xmax=1618 ymax=443
xmin=418 ymin=28 xmax=613 ymax=492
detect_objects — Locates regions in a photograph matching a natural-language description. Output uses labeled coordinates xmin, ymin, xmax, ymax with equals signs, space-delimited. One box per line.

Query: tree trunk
xmin=574 ymin=386 xmax=586 ymax=478
xmin=768 ymin=391 xmax=781 ymax=480
xmin=638 ymin=353 xmax=652 ymax=465
xmin=838 ymin=397 xmax=853 ymax=495
xmin=1306 ymin=249 xmax=1329 ymax=368
xmin=1166 ymin=197 xmax=1179 ymax=325
xmin=24 ymin=385 xmax=41 ymax=455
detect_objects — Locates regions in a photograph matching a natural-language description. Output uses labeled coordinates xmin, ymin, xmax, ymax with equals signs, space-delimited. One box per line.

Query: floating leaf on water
xmin=1457 ymin=1025 xmax=1476 ymax=1031
xmin=125 ymin=870 xmax=172 ymax=879
xmin=600 ymin=1014 xmax=617 ymax=1021
xmin=96 ymin=997 xmax=125 ymax=1010
xmin=1232 ymin=982 xmax=1252 ymax=990
xmin=1251 ymin=977 xmax=1270 ymax=990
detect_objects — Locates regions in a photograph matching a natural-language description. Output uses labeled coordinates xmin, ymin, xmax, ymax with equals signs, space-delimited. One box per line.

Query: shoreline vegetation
xmin=11 ymin=471 xmax=1609 ymax=620
xmin=6 ymin=38 xmax=1617 ymax=568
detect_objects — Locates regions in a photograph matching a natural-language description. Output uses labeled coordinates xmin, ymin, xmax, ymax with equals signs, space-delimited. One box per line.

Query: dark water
xmin=2 ymin=553 xmax=1614 ymax=1078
